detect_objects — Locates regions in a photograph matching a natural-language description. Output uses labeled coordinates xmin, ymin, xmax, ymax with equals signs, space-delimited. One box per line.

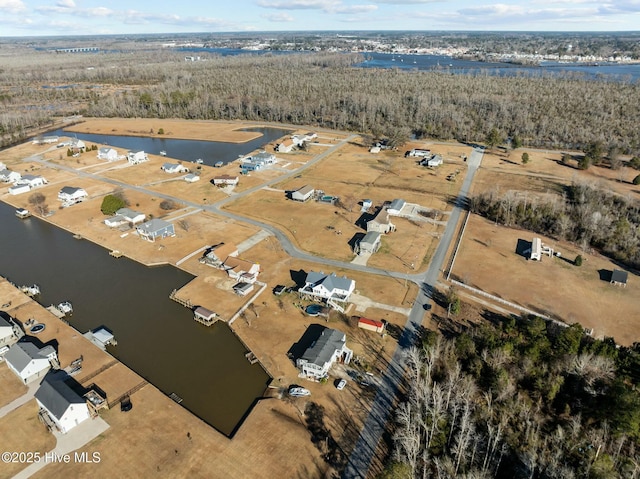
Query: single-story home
xmin=611 ymin=269 xmax=628 ymax=287
xmin=127 ymin=150 xmax=148 ymax=164
xmin=97 ymin=147 xmax=119 ymax=161
xmin=105 ymin=208 xmax=146 ymax=228
xmin=16 ymin=174 xmax=47 ymax=188
xmin=184 ymin=173 xmax=200 ymax=183
xmin=222 ymin=256 xmax=260 ymax=283
xmin=292 ymin=185 xmax=315 ymax=202
xmin=193 ymin=306 xmax=217 ymax=326
xmin=201 ymin=242 xmax=239 ymax=267
xmin=233 ymin=282 xmax=255 ymax=296
xmin=35 ymin=373 xmax=91 ymax=434
xmin=407 ymin=148 xmax=431 ymax=157
xmin=421 ymin=155 xmax=443 ymax=167
xmin=0 ymin=170 xmax=21 ymax=183
xmin=212 ymin=175 xmax=239 ymax=186
xmin=277 ymin=139 xmax=295 ymax=153
xmin=357 ymin=231 xmax=382 ymax=255
xmin=251 ymin=151 xmax=276 ymax=164
xmin=299 ymin=271 xmax=355 ymax=303
xmin=69 ymin=138 xmax=85 ymax=151
xmin=367 ymin=208 xmax=396 ymax=234
xmin=161 ymin=162 xmax=189 ymax=174
xmin=136 ymin=218 xmax=175 ymax=242
xmin=292 ymin=132 xmax=317 ymax=145
xmin=358 ymin=317 xmax=386 ymax=334
xmin=8 ymin=184 xmax=31 ymax=195
xmin=4 ymin=342 xmax=58 ymax=384
xmin=386 ymin=198 xmax=406 ymax=216
xmin=58 ymin=186 xmax=88 ymax=203
xmin=296 ymin=327 xmax=352 ymax=380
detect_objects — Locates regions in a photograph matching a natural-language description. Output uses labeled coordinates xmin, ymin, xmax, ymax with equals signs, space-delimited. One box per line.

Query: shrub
xmin=159 ymin=199 xmax=175 ymax=210
xmin=101 ymin=194 xmax=126 ymax=215
xmin=521 ymin=152 xmax=530 ymax=164
xmin=575 ymin=254 xmax=583 ymax=266
xmin=157 ymin=128 xmax=164 ymax=135
xmin=633 ymin=174 xmax=640 ymax=185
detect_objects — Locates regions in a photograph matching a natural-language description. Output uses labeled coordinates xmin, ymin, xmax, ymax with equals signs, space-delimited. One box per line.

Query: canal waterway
xmin=48 ymin=126 xmax=292 ymax=167
xmin=0 ymin=201 xmax=271 ymax=437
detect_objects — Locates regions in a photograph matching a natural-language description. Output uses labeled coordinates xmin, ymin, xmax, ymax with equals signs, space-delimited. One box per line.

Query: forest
xmin=470 ymin=181 xmax=640 ymax=269
xmin=2 ymin=50 xmax=640 ymax=154
xmin=383 ymin=316 xmax=640 ymax=478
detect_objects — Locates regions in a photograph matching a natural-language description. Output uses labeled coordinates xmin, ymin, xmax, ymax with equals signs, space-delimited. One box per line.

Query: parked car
xmin=336 ymin=379 xmax=347 ymax=390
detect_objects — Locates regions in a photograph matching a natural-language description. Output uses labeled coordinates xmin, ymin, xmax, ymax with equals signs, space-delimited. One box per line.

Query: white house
xmin=0 ymin=313 xmax=18 ymax=347
xmin=16 ymin=174 xmax=47 ymax=188
xmin=299 ymin=271 xmax=355 ymax=311
xmin=35 ymin=373 xmax=91 ymax=434
xmin=387 ymin=198 xmax=406 ymax=216
xmin=292 ymin=132 xmax=317 ymax=145
xmin=222 ymin=256 xmax=260 ymax=283
xmin=212 ymin=175 xmax=239 ymax=186
xmin=407 ymin=149 xmax=431 ymax=157
xmin=250 ymin=151 xmax=276 ymax=164
xmin=369 ymin=146 xmax=381 ymax=154
xmin=292 ymin=185 xmax=315 ymax=202
xmin=58 ymin=187 xmax=88 ymax=203
xmin=33 ymin=136 xmax=59 ymax=145
xmin=356 ymin=231 xmax=382 ymax=255
xmin=296 ymin=327 xmax=352 ymax=380
xmin=161 ymin=162 xmax=189 ymax=174
xmin=421 ymin=155 xmax=443 ymax=167
xmin=9 ymin=185 xmax=31 ymax=195
xmin=97 ymin=147 xmax=119 ymax=161
xmin=277 ymin=138 xmax=295 ymax=153
xmin=127 ymin=150 xmax=148 ymax=164
xmin=4 ymin=342 xmax=58 ymax=384
xmin=105 ymin=208 xmax=145 ymax=228
xmin=184 ymin=173 xmax=200 ymax=183
xmin=0 ymin=170 xmax=21 ymax=183
xmin=69 ymin=138 xmax=86 ymax=151
xmin=0 ymin=161 xmax=6 ymax=171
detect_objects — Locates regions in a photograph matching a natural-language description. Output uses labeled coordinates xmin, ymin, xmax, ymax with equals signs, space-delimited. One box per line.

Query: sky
xmin=0 ymin=0 xmax=639 ymax=37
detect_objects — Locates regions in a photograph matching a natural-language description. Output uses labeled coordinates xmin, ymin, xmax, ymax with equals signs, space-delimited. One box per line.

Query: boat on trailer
xmin=58 ymin=301 xmax=73 ymax=315
xmin=288 ymin=387 xmax=311 ymax=397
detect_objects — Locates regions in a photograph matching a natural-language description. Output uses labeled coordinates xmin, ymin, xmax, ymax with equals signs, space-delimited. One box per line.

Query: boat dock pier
xmin=46 ymin=305 xmax=66 ymax=319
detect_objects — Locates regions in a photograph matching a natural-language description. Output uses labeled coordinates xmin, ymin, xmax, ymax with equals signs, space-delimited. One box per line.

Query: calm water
xmin=49 ymin=126 xmax=292 ymax=167
xmin=0 ymin=202 xmax=270 ymax=437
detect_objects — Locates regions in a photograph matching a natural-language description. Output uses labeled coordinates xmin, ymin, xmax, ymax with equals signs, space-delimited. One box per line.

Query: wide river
xmin=0 ymin=130 xmax=299 ymax=437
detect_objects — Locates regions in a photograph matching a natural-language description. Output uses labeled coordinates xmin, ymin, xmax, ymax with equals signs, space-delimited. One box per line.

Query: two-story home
xmin=4 ymin=342 xmax=58 ymax=384
xmin=35 ymin=373 xmax=91 ymax=434
xmin=296 ymin=327 xmax=352 ymax=380
xmin=298 ymin=271 xmax=355 ymax=312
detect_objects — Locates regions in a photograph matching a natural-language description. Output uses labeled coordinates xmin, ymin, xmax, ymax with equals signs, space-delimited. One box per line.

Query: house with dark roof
xmin=356 ymin=231 xmax=382 ymax=255
xmin=299 ymin=271 xmax=355 ymax=312
xmin=136 ymin=218 xmax=175 ymax=242
xmin=611 ymin=269 xmax=628 ymax=287
xmin=296 ymin=327 xmax=352 ymax=380
xmin=35 ymin=373 xmax=90 ymax=433
xmin=0 ymin=313 xmax=18 ymax=347
xmin=57 ymin=186 xmax=87 ymax=203
xmin=4 ymin=342 xmax=58 ymax=384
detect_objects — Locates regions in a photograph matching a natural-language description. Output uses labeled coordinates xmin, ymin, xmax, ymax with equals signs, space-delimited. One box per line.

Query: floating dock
xmin=169 ymin=392 xmax=183 ymax=404
xmin=46 ymin=305 xmax=66 ymax=319
xmin=109 ymin=250 xmax=124 ymax=258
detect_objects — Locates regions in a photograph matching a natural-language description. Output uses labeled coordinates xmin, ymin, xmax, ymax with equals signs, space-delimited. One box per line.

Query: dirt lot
xmin=0 ymin=362 xmax=27 ymax=408
xmin=451 ymin=214 xmax=640 ymax=345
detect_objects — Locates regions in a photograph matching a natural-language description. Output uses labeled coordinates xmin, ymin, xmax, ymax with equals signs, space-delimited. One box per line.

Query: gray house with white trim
xmin=357 ymin=231 xmax=381 ymax=255
xmin=4 ymin=342 xmax=58 ymax=384
xmin=35 ymin=373 xmax=91 ymax=434
xmin=296 ymin=328 xmax=353 ymax=380
xmin=136 ymin=219 xmax=175 ymax=242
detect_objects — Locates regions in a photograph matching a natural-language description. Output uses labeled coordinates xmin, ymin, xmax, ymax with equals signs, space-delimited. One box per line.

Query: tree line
xmin=2 ymin=50 xmax=640 ymax=154
xmin=382 ymin=317 xmax=640 ymax=478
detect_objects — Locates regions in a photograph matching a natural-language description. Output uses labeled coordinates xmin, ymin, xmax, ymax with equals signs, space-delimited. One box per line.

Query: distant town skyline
xmin=1 ymin=0 xmax=639 ymax=37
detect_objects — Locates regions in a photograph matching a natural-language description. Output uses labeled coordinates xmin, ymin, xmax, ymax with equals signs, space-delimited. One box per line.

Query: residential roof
xmin=212 ymin=242 xmax=238 ymax=259
xmin=253 ymin=152 xmax=275 ymax=160
xmin=162 ymin=162 xmax=180 ymax=169
xmin=388 ymin=198 xmax=406 ymax=211
xmin=301 ymin=328 xmax=346 ymax=367
xmin=59 ymin=186 xmax=84 ymax=195
xmin=116 ymin=208 xmax=144 ymax=219
xmin=92 ymin=328 xmax=114 ymax=344
xmin=213 ymin=174 xmax=238 ymax=181
xmin=306 ymin=271 xmax=353 ymax=293
xmin=4 ymin=342 xmax=54 ymax=373
xmin=233 ymin=282 xmax=254 ymax=292
xmin=370 ymin=207 xmax=391 ymax=225
xmin=0 ymin=314 xmax=12 ymax=328
xmin=611 ymin=269 xmax=628 ymax=284
xmin=295 ymin=185 xmax=315 ymax=196
xmin=137 ymin=218 xmax=173 ymax=234
xmin=20 ymin=174 xmax=42 ymax=182
xmin=35 ymin=374 xmax=86 ymax=420
xmin=194 ymin=306 xmax=215 ymax=319
xmin=99 ymin=147 xmax=115 ymax=153
xmin=360 ymin=231 xmax=381 ymax=245
xmin=223 ymin=256 xmax=258 ymax=272
xmin=358 ymin=317 xmax=384 ymax=328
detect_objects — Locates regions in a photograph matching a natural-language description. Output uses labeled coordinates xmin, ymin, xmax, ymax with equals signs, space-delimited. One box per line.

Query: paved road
xmin=341 ymin=147 xmax=484 ymax=479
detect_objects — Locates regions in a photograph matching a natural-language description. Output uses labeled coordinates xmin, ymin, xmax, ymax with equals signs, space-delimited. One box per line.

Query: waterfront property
xmin=35 ymin=372 xmax=91 ymax=434
xmin=296 ymin=327 xmax=353 ymax=380
xmin=161 ymin=162 xmax=189 ymax=174
xmin=33 ymin=135 xmax=59 ymax=145
xmin=0 ymin=312 xmax=20 ymax=347
xmin=4 ymin=341 xmax=59 ymax=384
xmin=276 ymin=138 xmax=295 ymax=153
xmin=84 ymin=326 xmax=117 ymax=350
xmin=200 ymin=242 xmax=239 ymax=267
xmin=223 ymin=256 xmax=260 ymax=283
xmin=194 ymin=306 xmax=218 ymax=326
xmin=58 ymin=186 xmax=88 ymax=204
xmin=136 ymin=218 xmax=176 ymax=242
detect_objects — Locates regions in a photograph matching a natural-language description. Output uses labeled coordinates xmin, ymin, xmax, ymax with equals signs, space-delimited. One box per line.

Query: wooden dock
xmin=245 ymin=352 xmax=259 ymax=365
xmin=109 ymin=250 xmax=124 ymax=258
xmin=46 ymin=305 xmax=66 ymax=319
xmin=169 ymin=392 xmax=183 ymax=404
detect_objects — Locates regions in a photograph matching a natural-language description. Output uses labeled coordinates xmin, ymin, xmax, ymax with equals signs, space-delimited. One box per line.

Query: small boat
xmin=159 ymin=150 xmax=167 ymax=156
xmin=214 ymin=161 xmax=224 ymax=168
xmin=19 ymin=284 xmax=40 ymax=296
xmin=288 ymin=387 xmax=311 ymax=397
xmin=58 ymin=301 xmax=73 ymax=315
xmin=194 ymin=158 xmax=203 ymax=164
xmin=15 ymin=208 xmax=31 ymax=219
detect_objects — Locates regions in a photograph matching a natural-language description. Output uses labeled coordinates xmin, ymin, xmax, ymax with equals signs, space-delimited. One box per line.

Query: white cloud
xmin=334 ymin=4 xmax=377 ymax=13
xmin=257 ymin=0 xmax=341 ymax=9
xmin=56 ymin=0 xmax=76 ymax=7
xmin=263 ymin=12 xmax=296 ymax=21
xmin=0 ymin=0 xmax=26 ymax=13
xmin=373 ymin=0 xmax=440 ymax=3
